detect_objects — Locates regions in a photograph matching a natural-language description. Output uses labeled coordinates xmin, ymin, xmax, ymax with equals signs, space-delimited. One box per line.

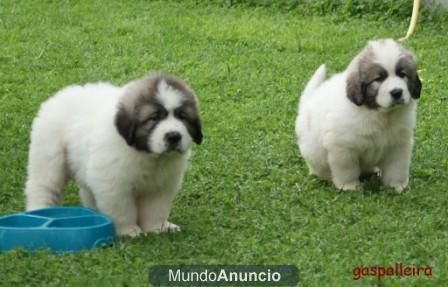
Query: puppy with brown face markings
xmin=25 ymin=73 xmax=202 ymax=236
xmin=295 ymin=39 xmax=421 ymax=192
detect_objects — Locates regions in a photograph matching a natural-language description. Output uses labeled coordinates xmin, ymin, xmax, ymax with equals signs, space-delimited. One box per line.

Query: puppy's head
xmin=346 ymin=39 xmax=421 ymax=110
xmin=115 ymin=73 xmax=202 ymax=154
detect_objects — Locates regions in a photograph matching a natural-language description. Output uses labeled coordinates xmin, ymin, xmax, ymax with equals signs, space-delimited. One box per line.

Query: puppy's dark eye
xmin=374 ymin=72 xmax=387 ymax=82
xmin=176 ymin=110 xmax=187 ymax=120
xmin=397 ymin=69 xmax=407 ymax=78
xmin=147 ymin=111 xmax=162 ymax=121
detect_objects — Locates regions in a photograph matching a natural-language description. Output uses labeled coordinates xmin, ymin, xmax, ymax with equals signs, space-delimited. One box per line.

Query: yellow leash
xmin=399 ymin=0 xmax=421 ymax=41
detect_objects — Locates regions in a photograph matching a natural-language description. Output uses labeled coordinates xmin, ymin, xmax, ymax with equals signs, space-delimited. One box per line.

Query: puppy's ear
xmin=399 ymin=53 xmax=422 ymax=99
xmin=346 ymin=70 xmax=364 ymax=105
xmin=410 ymin=72 xmax=422 ymax=99
xmin=188 ymin=118 xmax=203 ymax=144
xmin=115 ymin=106 xmax=137 ymax=146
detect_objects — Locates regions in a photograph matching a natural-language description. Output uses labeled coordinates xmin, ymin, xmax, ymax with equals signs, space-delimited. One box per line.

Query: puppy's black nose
xmin=165 ymin=132 xmax=181 ymax=145
xmin=390 ymin=88 xmax=403 ymax=100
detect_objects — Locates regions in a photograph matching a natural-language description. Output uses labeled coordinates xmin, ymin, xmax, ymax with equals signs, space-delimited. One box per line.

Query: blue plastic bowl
xmin=0 ymin=207 xmax=116 ymax=253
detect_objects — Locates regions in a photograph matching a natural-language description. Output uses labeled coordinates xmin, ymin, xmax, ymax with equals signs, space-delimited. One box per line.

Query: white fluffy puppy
xmin=25 ymin=73 xmax=202 ymax=236
xmin=295 ymin=39 xmax=421 ymax=192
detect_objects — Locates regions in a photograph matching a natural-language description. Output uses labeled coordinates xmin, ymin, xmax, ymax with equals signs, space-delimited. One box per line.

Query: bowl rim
xmin=0 ymin=206 xmax=114 ymax=231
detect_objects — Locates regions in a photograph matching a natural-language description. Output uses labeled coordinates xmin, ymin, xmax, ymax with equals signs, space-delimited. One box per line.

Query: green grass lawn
xmin=1 ymin=1 xmax=447 ymax=286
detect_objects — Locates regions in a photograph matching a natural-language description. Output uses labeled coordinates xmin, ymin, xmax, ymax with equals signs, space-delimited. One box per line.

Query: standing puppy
xmin=25 ymin=73 xmax=202 ymax=236
xmin=295 ymin=39 xmax=421 ymax=192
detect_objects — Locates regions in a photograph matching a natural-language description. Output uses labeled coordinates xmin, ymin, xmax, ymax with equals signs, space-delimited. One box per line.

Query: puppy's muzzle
xmin=165 ymin=131 xmax=182 ymax=150
xmin=390 ymin=88 xmax=404 ymax=105
xmin=390 ymin=88 xmax=403 ymax=99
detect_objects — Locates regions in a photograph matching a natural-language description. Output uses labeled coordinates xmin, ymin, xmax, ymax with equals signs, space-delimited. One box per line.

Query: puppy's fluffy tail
xmin=299 ymin=64 xmax=326 ymax=104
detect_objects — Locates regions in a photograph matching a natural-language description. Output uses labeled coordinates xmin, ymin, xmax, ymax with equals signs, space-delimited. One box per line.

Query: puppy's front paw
xmin=388 ymin=182 xmax=408 ymax=193
xmin=382 ymin=176 xmax=408 ymax=193
xmin=335 ymin=181 xmax=360 ymax=191
xmin=143 ymin=221 xmax=181 ymax=234
xmin=161 ymin=222 xmax=181 ymax=233
xmin=116 ymin=225 xmax=142 ymax=237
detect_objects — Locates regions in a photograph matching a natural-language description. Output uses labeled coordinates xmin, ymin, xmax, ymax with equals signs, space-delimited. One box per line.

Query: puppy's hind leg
xmin=380 ymin=142 xmax=412 ymax=192
xmin=79 ymin=187 xmax=97 ymax=209
xmin=25 ymin=134 xmax=68 ymax=211
xmin=94 ymin=188 xmax=142 ymax=237
xmin=299 ymin=142 xmax=331 ymax=180
xmin=137 ymin=191 xmax=180 ymax=234
xmin=306 ymin=162 xmax=331 ymax=181
xmin=327 ymin=149 xmax=361 ymax=191
xmin=300 ymin=145 xmax=331 ymax=180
